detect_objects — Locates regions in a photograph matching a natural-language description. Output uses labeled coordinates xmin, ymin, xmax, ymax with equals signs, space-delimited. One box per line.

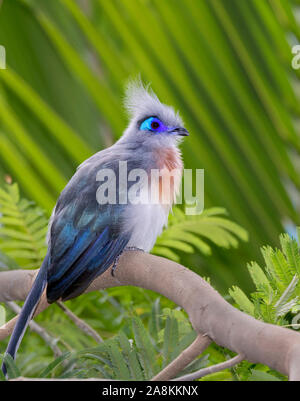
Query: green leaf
xmin=170 ymin=331 xmax=197 ymax=362
xmin=38 ymin=352 xmax=71 ymax=378
xmin=0 ymin=251 xmax=20 ymax=270
xmin=118 ymin=332 xmax=144 ymax=381
xmin=262 ymin=246 xmax=292 ymax=287
xmin=179 ymin=354 xmax=209 ymax=376
xmin=0 ymin=69 xmax=92 ymax=164
xmin=154 ymin=207 xmax=247 ymax=263
xmin=162 ymin=315 xmax=179 ymax=367
xmin=0 ymin=183 xmax=48 ymax=268
xmin=2 ymin=354 xmax=21 ymax=379
xmin=0 ymin=305 xmax=5 ymax=326
xmin=248 ymin=370 xmax=281 ymax=381
xmin=132 ymin=317 xmax=158 ymax=379
xmin=247 ymin=261 xmax=272 ymax=297
xmin=149 ymin=297 xmax=162 ymax=341
xmin=106 ymin=340 xmax=131 ymax=381
xmin=229 ymin=286 xmax=255 ymax=316
xmin=280 ymin=234 xmax=300 ymax=276
xmin=275 ymin=275 xmax=299 ymax=317
xmin=151 ymin=246 xmax=180 ymax=262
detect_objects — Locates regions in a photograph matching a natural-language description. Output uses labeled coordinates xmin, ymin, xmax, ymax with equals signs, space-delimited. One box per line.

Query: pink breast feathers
xmin=151 ymin=147 xmax=183 ymax=207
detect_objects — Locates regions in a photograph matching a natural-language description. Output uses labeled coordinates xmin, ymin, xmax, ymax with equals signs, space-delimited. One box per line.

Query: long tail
xmin=1 ymin=256 xmax=49 ymax=376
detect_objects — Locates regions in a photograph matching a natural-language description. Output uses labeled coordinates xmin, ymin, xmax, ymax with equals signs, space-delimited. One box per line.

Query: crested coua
xmin=2 ymin=82 xmax=188 ymax=374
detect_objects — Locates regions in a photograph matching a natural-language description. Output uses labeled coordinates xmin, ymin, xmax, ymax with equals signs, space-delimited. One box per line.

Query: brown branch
xmin=174 ymin=353 xmax=244 ymax=381
xmin=0 ymin=285 xmax=49 ymax=342
xmin=151 ymin=334 xmax=211 ymax=381
xmin=1 ymin=252 xmax=300 ymax=380
xmin=56 ymin=301 xmax=103 ymax=343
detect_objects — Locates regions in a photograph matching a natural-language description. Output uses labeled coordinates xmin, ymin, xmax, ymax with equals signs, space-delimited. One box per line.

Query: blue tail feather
xmin=1 ymin=255 xmax=49 ymax=377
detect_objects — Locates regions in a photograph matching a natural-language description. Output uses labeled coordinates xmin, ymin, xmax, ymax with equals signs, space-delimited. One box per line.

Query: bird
xmin=2 ymin=81 xmax=188 ymax=375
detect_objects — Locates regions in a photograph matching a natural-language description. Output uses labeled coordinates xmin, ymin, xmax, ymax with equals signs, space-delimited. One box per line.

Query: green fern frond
xmin=262 ymin=246 xmax=293 ymax=289
xmin=280 ymin=234 xmax=300 ymax=277
xmin=0 ymin=183 xmax=48 ymax=269
xmin=106 ymin=339 xmax=131 ymax=380
xmin=247 ymin=262 xmax=273 ymax=300
xmin=153 ymin=207 xmax=248 ymax=261
xmin=275 ymin=275 xmax=299 ymax=317
xmin=229 ymin=286 xmax=255 ymax=316
xmin=47 ymin=305 xmax=200 ymax=381
xmin=132 ymin=317 xmax=159 ymax=379
xmin=162 ymin=315 xmax=179 ymax=367
xmin=117 ymin=331 xmax=144 ymax=381
xmin=230 ymin=229 xmax=300 ymax=325
xmin=151 ymin=246 xmax=180 ymax=262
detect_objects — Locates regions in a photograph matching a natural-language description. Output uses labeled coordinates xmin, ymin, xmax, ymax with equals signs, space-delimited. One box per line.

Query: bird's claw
xmin=124 ymin=246 xmax=145 ymax=253
xmin=111 ymin=254 xmax=120 ymax=277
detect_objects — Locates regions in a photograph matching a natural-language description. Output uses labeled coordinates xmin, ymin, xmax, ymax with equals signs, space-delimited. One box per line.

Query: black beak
xmin=172 ymin=127 xmax=189 ymax=136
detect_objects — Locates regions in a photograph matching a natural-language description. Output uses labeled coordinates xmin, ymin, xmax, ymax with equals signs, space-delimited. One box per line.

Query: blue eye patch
xmin=139 ymin=117 xmax=167 ymax=133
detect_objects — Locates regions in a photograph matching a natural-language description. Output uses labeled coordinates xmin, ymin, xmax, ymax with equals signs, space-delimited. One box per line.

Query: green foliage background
xmin=0 ymin=0 xmax=300 ymax=381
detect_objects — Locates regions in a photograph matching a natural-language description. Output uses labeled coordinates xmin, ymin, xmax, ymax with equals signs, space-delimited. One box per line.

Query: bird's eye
xmin=140 ymin=117 xmax=163 ymax=132
xmin=151 ymin=121 xmax=160 ymax=130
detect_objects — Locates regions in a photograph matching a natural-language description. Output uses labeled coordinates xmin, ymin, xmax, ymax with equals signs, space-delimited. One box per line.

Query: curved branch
xmin=174 ymin=353 xmax=244 ymax=381
xmin=1 ymin=252 xmax=300 ymax=380
xmin=151 ymin=334 xmax=211 ymax=381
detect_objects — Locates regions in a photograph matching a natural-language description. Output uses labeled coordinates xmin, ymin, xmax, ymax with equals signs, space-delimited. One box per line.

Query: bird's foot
xmin=111 ymin=254 xmax=121 ymax=277
xmin=124 ymin=246 xmax=145 ymax=253
xmin=111 ymin=247 xmax=145 ymax=277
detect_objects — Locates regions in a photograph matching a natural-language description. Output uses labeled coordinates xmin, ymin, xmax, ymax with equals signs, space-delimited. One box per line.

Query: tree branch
xmin=0 ymin=252 xmax=300 ymax=380
xmin=151 ymin=334 xmax=211 ymax=381
xmin=56 ymin=301 xmax=103 ymax=343
xmin=174 ymin=353 xmax=244 ymax=381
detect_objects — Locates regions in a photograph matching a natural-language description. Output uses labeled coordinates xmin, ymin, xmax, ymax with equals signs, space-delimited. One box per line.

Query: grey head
xmin=118 ymin=80 xmax=189 ymax=149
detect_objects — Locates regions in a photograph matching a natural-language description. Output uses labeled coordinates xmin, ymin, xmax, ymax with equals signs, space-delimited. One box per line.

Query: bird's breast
xmin=152 ymin=146 xmax=183 ymax=207
xmin=125 ymin=146 xmax=183 ymax=252
xmin=126 ymin=203 xmax=169 ymax=252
